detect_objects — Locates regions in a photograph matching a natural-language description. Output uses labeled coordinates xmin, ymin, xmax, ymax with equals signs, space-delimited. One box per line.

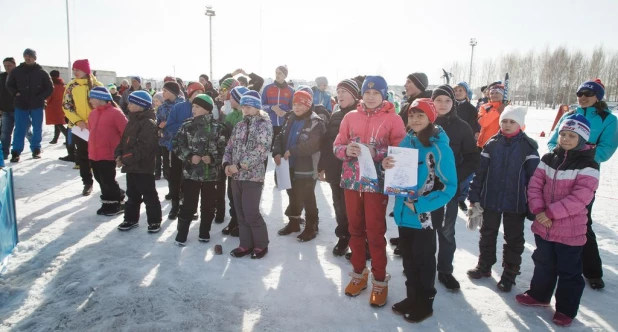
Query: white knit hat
xmin=499 ymin=105 xmax=527 ymax=128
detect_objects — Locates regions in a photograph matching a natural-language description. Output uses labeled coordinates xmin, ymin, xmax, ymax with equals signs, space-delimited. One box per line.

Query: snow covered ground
xmin=1 ymin=108 xmax=617 ymax=332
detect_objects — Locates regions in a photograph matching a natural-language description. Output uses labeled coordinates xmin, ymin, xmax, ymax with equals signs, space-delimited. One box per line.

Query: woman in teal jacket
xmin=383 ymin=98 xmax=457 ymax=323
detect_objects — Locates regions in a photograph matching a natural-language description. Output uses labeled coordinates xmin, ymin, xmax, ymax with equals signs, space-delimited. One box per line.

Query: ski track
xmin=0 ymin=108 xmax=616 ymax=332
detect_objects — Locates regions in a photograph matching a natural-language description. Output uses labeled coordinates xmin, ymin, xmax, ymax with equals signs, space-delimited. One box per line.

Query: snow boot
xmin=497 ymin=265 xmax=520 ymax=293
xmin=230 ymin=247 xmax=253 ymax=258
xmin=10 ymin=152 xmax=20 ymax=163
xmin=389 ymin=211 xmax=394 ymax=217
xmin=588 ymin=278 xmax=605 ymax=290
xmin=278 ymin=217 xmax=301 ymax=236
xmin=467 ymin=263 xmax=492 ymax=279
xmin=332 ymin=236 xmax=350 ymax=256
xmin=198 ymin=233 xmax=210 ymax=242
xmin=117 ymin=221 xmax=138 ymax=231
xmin=168 ymin=200 xmax=180 ymax=220
xmin=392 ymin=298 xmax=414 ymax=315
xmin=82 ymin=184 xmax=93 ymax=196
xmin=458 ymin=201 xmax=468 ymax=212
xmin=222 ymin=219 xmax=238 ymax=236
xmin=32 ymin=148 xmax=41 ymax=159
xmin=102 ymin=202 xmax=124 ymax=216
xmin=404 ymin=296 xmax=434 ymax=323
xmin=369 ymin=274 xmax=391 ymax=307
xmin=175 ymin=217 xmax=191 ymax=244
xmin=148 ymin=223 xmax=161 ymax=233
xmin=297 ymin=219 xmax=318 ymax=242
xmin=393 ymin=245 xmax=402 ymax=256
xmin=49 ymin=138 xmax=58 ymax=144
xmin=345 ymin=268 xmax=369 ymax=297
xmin=192 ymin=213 xmax=199 ymax=220
xmin=552 ymin=312 xmax=573 ymax=327
xmin=515 ymin=293 xmax=550 ymax=307
xmin=438 ymin=273 xmax=461 ymax=291
xmin=164 ymin=193 xmax=172 ymax=200
xmin=390 ymin=237 xmax=399 ymax=246
xmin=251 ymin=247 xmax=268 ymax=259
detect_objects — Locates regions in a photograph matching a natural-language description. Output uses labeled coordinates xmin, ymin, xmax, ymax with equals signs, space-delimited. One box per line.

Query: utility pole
xmin=469 ymin=38 xmax=478 ymax=84
xmin=66 ymin=0 xmax=72 ymax=81
xmin=205 ymin=6 xmax=216 ymax=80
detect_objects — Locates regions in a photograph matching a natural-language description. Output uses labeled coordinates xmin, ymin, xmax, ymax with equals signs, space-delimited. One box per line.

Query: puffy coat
xmin=312 ymin=87 xmax=333 ymax=112
xmin=456 ymin=100 xmax=480 ymax=134
xmin=548 ymin=106 xmax=618 ymax=164
xmin=115 ymin=110 xmax=158 ymax=174
xmin=45 ymin=77 xmax=66 ymax=125
xmin=0 ymin=72 xmax=14 ymax=112
xmin=477 ymin=101 xmax=502 ymax=147
xmin=88 ymin=103 xmax=127 ymax=161
xmin=393 ymin=127 xmax=458 ymax=229
xmin=333 ymin=101 xmax=407 ymax=192
xmin=62 ymin=76 xmax=103 ymax=127
xmin=527 ymin=145 xmax=599 ymax=246
xmin=164 ymin=100 xmax=193 ymax=151
xmin=261 ymin=81 xmax=294 ymax=126
xmin=223 ymin=111 xmax=273 ymax=182
xmin=156 ymin=98 xmax=182 ymax=147
xmin=318 ymin=103 xmax=357 ymax=184
xmin=469 ymin=130 xmax=540 ymax=214
xmin=5 ymin=62 xmax=53 ymax=110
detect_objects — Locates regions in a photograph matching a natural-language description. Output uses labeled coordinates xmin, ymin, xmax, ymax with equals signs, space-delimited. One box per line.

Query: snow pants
xmin=285 ymin=177 xmax=318 ymax=224
xmin=124 ymin=173 xmax=161 ymax=225
xmin=177 ymin=179 xmax=217 ymax=242
xmin=74 ymin=134 xmax=93 ymax=186
xmin=329 ymin=182 xmax=349 ymax=239
xmin=91 ymin=160 xmax=124 ymax=202
xmin=232 ymin=180 xmax=269 ymax=249
xmin=582 ymin=194 xmax=603 ymax=279
xmin=400 ymin=226 xmax=437 ymax=303
xmin=478 ymin=209 xmax=525 ymax=269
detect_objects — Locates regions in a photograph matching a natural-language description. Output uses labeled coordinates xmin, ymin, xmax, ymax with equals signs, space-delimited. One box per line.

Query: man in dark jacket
xmin=1 ymin=57 xmax=20 ymax=159
xmin=5 ymin=49 xmax=53 ymax=162
xmin=120 ymin=76 xmax=144 ymax=114
xmin=400 ymin=72 xmax=433 ymax=126
xmin=219 ymin=68 xmax=264 ymax=92
xmin=454 ymin=82 xmax=481 ymax=211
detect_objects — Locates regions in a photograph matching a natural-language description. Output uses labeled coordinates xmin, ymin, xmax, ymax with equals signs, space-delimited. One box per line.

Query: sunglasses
xmin=576 ymin=90 xmax=595 ymax=98
xmin=219 ymin=88 xmax=228 ymax=94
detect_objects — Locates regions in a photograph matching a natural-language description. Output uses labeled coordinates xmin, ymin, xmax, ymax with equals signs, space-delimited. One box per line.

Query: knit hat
xmin=72 ymin=59 xmax=91 ymax=75
xmin=408 ymin=98 xmax=437 ymax=123
xmin=499 ymin=105 xmax=527 ymax=128
xmin=131 ymin=76 xmax=142 ymax=84
xmin=50 ymin=70 xmax=60 ymax=78
xmin=128 ymin=90 xmax=153 ymax=109
xmin=361 ymin=76 xmax=388 ymax=100
xmin=240 ymin=90 xmax=262 ymax=109
xmin=480 ymin=85 xmax=488 ymax=93
xmin=3 ymin=57 xmax=16 ymax=64
xmin=163 ymin=81 xmax=180 ymax=96
xmin=89 ymin=86 xmax=113 ymax=101
xmin=490 ymin=84 xmax=505 ymax=96
xmin=577 ymin=79 xmax=605 ymax=101
xmin=456 ymin=81 xmax=473 ymax=100
xmin=293 ymin=91 xmax=313 ymax=108
xmin=23 ymin=48 xmax=37 ymax=60
xmin=432 ymin=84 xmax=455 ymax=101
xmin=230 ymin=86 xmax=249 ymax=104
xmin=153 ymin=92 xmax=165 ymax=103
xmin=407 ymin=72 xmax=428 ymax=92
xmin=559 ymin=113 xmax=591 ymax=142
xmin=186 ymin=82 xmax=205 ymax=98
xmin=276 ymin=65 xmax=288 ymax=77
xmin=107 ymin=84 xmax=117 ymax=91
xmin=192 ymin=94 xmax=214 ymax=112
xmin=296 ymin=85 xmax=313 ymax=97
xmin=163 ymin=76 xmax=176 ymax=83
xmin=315 ymin=76 xmax=328 ymax=86
xmin=221 ymin=78 xmax=239 ymax=91
xmin=337 ymin=79 xmax=360 ymax=100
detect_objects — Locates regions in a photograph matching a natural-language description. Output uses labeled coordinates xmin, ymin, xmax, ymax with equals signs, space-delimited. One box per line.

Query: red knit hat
xmin=163 ymin=76 xmax=176 ymax=83
xmin=72 ymin=59 xmax=91 ymax=75
xmin=186 ymin=82 xmax=205 ymax=98
xmin=408 ymin=98 xmax=437 ymax=123
xmin=293 ymin=91 xmax=312 ymax=108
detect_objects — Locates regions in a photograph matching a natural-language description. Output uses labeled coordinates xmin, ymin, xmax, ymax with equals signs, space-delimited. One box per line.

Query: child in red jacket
xmin=88 ymin=87 xmax=128 ymax=216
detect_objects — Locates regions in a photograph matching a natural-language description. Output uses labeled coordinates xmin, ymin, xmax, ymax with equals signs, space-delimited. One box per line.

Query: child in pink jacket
xmin=517 ymin=114 xmax=599 ymax=327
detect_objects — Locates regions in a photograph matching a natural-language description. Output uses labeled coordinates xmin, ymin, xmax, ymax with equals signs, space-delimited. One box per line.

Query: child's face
xmin=292 ymin=103 xmax=311 ymax=117
xmin=454 ymin=86 xmax=467 ymax=100
xmin=89 ymin=98 xmax=107 ymax=108
xmin=73 ymin=69 xmax=86 ymax=79
xmin=500 ymin=119 xmax=520 ymax=134
xmin=162 ymin=89 xmax=175 ymax=101
xmin=230 ymin=99 xmax=240 ymax=109
xmin=318 ymin=84 xmax=327 ymax=91
xmin=275 ymin=69 xmax=286 ymax=83
xmin=192 ymin=104 xmax=209 ymax=117
xmin=433 ymin=95 xmax=452 ymax=116
xmin=404 ymin=78 xmax=421 ymax=98
xmin=153 ymin=99 xmax=163 ymax=109
xmin=490 ymin=90 xmax=503 ymax=102
xmin=407 ymin=110 xmax=430 ymax=133
xmin=128 ymin=103 xmax=144 ymax=113
xmin=363 ymin=90 xmax=383 ymax=109
xmin=559 ymin=130 xmax=580 ymax=151
xmin=241 ymin=105 xmax=259 ymax=116
xmin=337 ymin=88 xmax=355 ymax=109
xmin=219 ymin=88 xmax=229 ymax=100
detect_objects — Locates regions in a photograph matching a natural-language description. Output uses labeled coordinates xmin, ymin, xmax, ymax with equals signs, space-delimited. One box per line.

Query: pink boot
xmin=552 ymin=312 xmax=573 ymax=327
xmin=515 ymin=293 xmax=550 ymax=307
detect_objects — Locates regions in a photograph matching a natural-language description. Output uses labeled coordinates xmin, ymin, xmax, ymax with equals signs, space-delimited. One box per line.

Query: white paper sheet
xmin=275 ymin=158 xmax=292 ymax=190
xmin=384 ymin=146 xmax=419 ymax=197
xmin=72 ymin=127 xmax=90 ymax=142
xmin=358 ymin=144 xmax=378 ymax=188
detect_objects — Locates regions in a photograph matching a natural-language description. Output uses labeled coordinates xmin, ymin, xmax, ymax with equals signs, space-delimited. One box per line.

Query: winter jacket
xmin=219 ymin=72 xmax=264 ymax=92
xmin=62 ymin=76 xmax=104 ymax=127
xmin=261 ymin=81 xmax=294 ymax=126
xmin=527 ymin=145 xmax=599 ymax=246
xmin=223 ymin=111 xmax=273 ymax=182
xmin=456 ymin=100 xmax=480 ymax=134
xmin=434 ymin=109 xmax=480 ymax=185
xmin=111 ymin=92 xmax=122 ymax=106
xmin=548 ymin=106 xmax=618 ymax=164
xmin=273 ymin=111 xmax=326 ymax=180
xmin=0 ymin=72 xmax=14 ymax=112
xmin=312 ymin=87 xmax=333 ymax=112
xmin=88 ymin=103 xmax=128 ymax=161
xmin=318 ymin=103 xmax=357 ymax=184
xmin=312 ymin=104 xmax=331 ymax=123
xmin=45 ymin=78 xmax=66 ymax=125
xmin=225 ymin=109 xmax=244 ymax=129
xmin=5 ymin=62 xmax=53 ymax=110
xmin=115 ymin=110 xmax=159 ymax=174
xmin=477 ymin=101 xmax=503 ymax=147
xmin=333 ymin=101 xmax=407 ymax=192
xmin=172 ymin=114 xmax=229 ymax=182
xmin=399 ymin=90 xmax=433 ymax=126
xmin=393 ymin=127 xmax=458 ymax=229
xmin=156 ymin=98 xmax=182 ymax=147
xmin=120 ymin=86 xmax=144 ymax=114
xmin=164 ymin=100 xmax=193 ymax=151
xmin=469 ymin=131 xmax=540 ymax=214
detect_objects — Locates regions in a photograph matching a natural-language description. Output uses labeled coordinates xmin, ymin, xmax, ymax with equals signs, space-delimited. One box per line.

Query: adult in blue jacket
xmin=548 ymin=79 xmax=618 ymax=290
xmin=312 ymin=76 xmax=333 ymax=112
xmin=165 ymin=82 xmax=205 ymax=220
xmin=384 ymin=98 xmax=457 ymax=323
xmin=261 ymin=66 xmax=294 ymax=145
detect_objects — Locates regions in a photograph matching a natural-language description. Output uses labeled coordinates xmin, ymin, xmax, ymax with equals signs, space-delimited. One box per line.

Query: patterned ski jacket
xmin=223 ymin=111 xmax=273 ymax=182
xmin=62 ymin=76 xmax=103 ymax=127
xmin=156 ymin=98 xmax=182 ymax=147
xmin=172 ymin=114 xmax=229 ymax=182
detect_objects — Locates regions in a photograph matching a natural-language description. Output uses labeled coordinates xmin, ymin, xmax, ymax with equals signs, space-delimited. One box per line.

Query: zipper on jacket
xmin=546 ymin=151 xmax=568 ymax=240
xmin=277 ymin=88 xmax=281 ymax=126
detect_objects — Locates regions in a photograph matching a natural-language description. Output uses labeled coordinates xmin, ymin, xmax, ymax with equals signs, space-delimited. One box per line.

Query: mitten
xmin=467 ymin=202 xmax=484 ymax=230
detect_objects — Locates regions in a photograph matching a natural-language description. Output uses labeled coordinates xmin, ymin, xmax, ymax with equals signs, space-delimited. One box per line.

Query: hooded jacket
xmin=6 ymin=62 xmax=53 ymax=110
xmin=477 ymin=101 xmax=503 ymax=147
xmin=45 ymin=77 xmax=66 ymax=125
xmin=88 ymin=103 xmax=127 ymax=161
xmin=318 ymin=103 xmax=357 ymax=184
xmin=115 ymin=110 xmax=159 ymax=174
xmin=62 ymin=76 xmax=104 ymax=127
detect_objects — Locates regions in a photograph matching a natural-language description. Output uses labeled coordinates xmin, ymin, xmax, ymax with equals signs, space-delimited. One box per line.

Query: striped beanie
xmin=431 ymin=84 xmax=455 ymax=101
xmin=296 ymin=85 xmax=313 ymax=97
xmin=240 ymin=90 xmax=262 ymax=109
xmin=337 ymin=79 xmax=360 ymax=100
xmin=192 ymin=94 xmax=214 ymax=112
xmin=128 ymin=90 xmax=153 ymax=108
xmin=230 ymin=86 xmax=249 ymax=104
xmin=559 ymin=113 xmax=591 ymax=142
xmin=221 ymin=78 xmax=239 ymax=91
xmin=89 ymin=86 xmax=113 ymax=101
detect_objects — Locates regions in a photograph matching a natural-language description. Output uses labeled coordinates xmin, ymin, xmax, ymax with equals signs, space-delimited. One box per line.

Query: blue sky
xmin=2 ymin=0 xmax=617 ymax=86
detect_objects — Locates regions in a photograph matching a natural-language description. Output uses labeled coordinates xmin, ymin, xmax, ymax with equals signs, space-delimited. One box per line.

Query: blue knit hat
xmin=560 ymin=113 xmax=591 ymax=142
xmin=577 ymin=79 xmax=605 ymax=101
xmin=230 ymin=86 xmax=249 ymax=104
xmin=131 ymin=76 xmax=142 ymax=84
xmin=456 ymin=81 xmax=473 ymax=100
xmin=296 ymin=85 xmax=313 ymax=97
xmin=361 ymin=76 xmax=388 ymax=100
xmin=89 ymin=86 xmax=113 ymax=101
xmin=239 ymin=90 xmax=262 ymax=109
xmin=128 ymin=90 xmax=152 ymax=108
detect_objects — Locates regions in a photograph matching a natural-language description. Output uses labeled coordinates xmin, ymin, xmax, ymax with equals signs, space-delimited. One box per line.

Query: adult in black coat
xmin=400 ymin=72 xmax=433 ymax=126
xmin=454 ymin=83 xmax=481 ymax=138
xmin=1 ymin=57 xmax=18 ymax=158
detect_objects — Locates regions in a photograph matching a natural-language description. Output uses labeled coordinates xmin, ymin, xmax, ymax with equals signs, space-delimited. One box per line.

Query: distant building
xmin=40 ymin=65 xmax=117 ymax=85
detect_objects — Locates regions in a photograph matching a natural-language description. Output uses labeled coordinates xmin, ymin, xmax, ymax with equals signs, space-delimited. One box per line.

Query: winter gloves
xmin=467 ymin=202 xmax=484 ymax=230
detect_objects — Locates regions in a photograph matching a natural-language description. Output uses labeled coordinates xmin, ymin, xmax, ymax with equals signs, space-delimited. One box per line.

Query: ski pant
xmin=155 ymin=146 xmax=170 ymax=178
xmin=400 ymin=226 xmax=437 ymax=302
xmin=215 ymin=177 xmax=227 ymax=220
xmin=168 ymin=151 xmax=183 ymax=201
xmin=329 ymin=182 xmax=349 ymax=239
xmin=478 ymin=209 xmax=525 ymax=269
xmin=285 ymin=176 xmax=318 ymax=223
xmin=345 ymin=190 xmax=388 ymax=281
xmin=582 ymin=194 xmax=603 ymax=279
xmin=124 ymin=173 xmax=161 ymax=225
xmin=437 ymin=197 xmax=458 ymax=274
xmin=91 ymin=160 xmax=123 ymax=202
xmin=527 ymin=235 xmax=584 ymax=319
xmin=2 ymin=112 xmax=32 ymax=156
xmin=232 ymin=180 xmax=269 ymax=249
xmin=52 ymin=124 xmax=67 ymax=142
xmin=11 ymin=107 xmax=42 ymax=154
xmin=74 ymin=134 xmax=93 ymax=185
xmin=177 ymin=179 xmax=216 ymax=242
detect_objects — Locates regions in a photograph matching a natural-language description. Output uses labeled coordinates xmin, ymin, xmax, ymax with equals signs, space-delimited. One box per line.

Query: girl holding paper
xmin=383 ymin=98 xmax=457 ymax=323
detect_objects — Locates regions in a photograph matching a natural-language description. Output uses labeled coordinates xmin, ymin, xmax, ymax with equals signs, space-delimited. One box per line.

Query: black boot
xmin=438 ymin=273 xmax=461 ymax=291
xmin=588 ymin=278 xmax=605 ymax=290
xmin=332 ymin=236 xmax=350 ymax=256
xmin=175 ymin=217 xmax=191 ymax=245
xmin=467 ymin=263 xmax=492 ymax=279
xmin=278 ymin=217 xmax=301 ymax=236
xmin=222 ymin=218 xmax=238 ymax=236
xmin=390 ymin=237 xmax=399 ymax=246
xmin=392 ymin=298 xmax=414 ymax=315
xmin=59 ymin=144 xmax=76 ymax=162
xmin=297 ymin=219 xmax=318 ymax=242
xmin=497 ymin=265 xmax=520 ymax=293
xmin=404 ymin=296 xmax=434 ymax=323
xmin=168 ymin=200 xmax=180 ymax=220
xmin=10 ymin=152 xmax=20 ymax=163
xmin=82 ymin=184 xmax=93 ymax=196
xmin=103 ymin=202 xmax=124 ymax=216
xmin=32 ymin=148 xmax=41 ymax=159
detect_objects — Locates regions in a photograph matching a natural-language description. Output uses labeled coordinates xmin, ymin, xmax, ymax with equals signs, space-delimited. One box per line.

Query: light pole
xmin=205 ymin=5 xmax=216 ymax=80
xmin=65 ymin=0 xmax=72 ymax=81
xmin=469 ymin=38 xmax=477 ymax=85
